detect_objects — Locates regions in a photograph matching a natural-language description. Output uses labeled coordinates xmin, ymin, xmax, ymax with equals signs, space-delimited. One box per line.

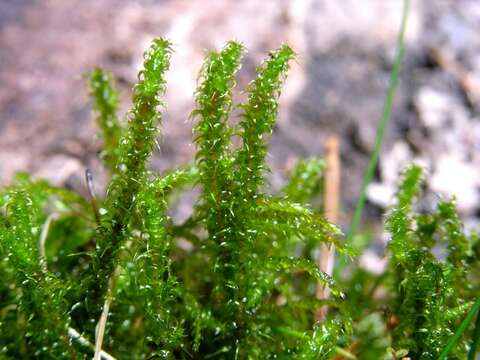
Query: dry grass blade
xmin=85 ymin=168 xmax=101 ymax=227
xmin=315 ymin=135 xmax=340 ymax=322
xmin=68 ymin=328 xmax=116 ymax=360
xmin=94 ymin=276 xmax=115 ymax=360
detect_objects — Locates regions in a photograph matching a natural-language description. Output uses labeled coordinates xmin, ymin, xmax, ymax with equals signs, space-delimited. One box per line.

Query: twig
xmin=85 ymin=168 xmax=102 ymax=227
xmin=68 ymin=327 xmax=116 ymax=360
xmin=94 ymin=275 xmax=115 ymax=360
xmin=39 ymin=213 xmax=58 ymax=272
xmin=315 ymin=135 xmax=340 ymax=322
xmin=333 ymin=344 xmax=358 ymax=359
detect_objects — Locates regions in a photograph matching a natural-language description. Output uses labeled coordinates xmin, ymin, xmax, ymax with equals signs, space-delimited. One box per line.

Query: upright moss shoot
xmin=192 ymin=41 xmax=244 ymax=302
xmin=385 ymin=165 xmax=475 ymax=359
xmin=84 ymin=39 xmax=172 ymax=317
xmin=89 ymin=68 xmax=123 ymax=173
xmin=234 ymin=45 xmax=295 ymax=200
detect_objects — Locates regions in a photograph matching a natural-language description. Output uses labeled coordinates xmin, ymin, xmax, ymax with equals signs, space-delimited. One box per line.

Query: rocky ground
xmin=1 ymin=0 xmax=479 ymax=236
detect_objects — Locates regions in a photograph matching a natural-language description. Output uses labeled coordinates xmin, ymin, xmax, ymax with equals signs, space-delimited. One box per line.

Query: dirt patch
xmin=1 ymin=0 xmax=479 ymax=230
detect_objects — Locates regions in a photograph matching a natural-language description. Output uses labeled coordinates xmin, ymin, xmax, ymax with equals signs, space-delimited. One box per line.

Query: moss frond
xmin=130 ymin=178 xmax=184 ymax=356
xmin=2 ymin=37 xmax=477 ymax=359
xmin=386 ymin=164 xmax=424 ymax=265
xmin=192 ymin=41 xmax=243 ymax=235
xmin=294 ymin=318 xmax=345 ymax=359
xmin=85 ymin=38 xmax=172 ymax=317
xmin=282 ymin=158 xmax=326 ymax=204
xmin=256 ymin=197 xmax=344 ymax=254
xmin=436 ymin=199 xmax=470 ymax=280
xmin=0 ymin=190 xmax=76 ymax=358
xmin=89 ymin=68 xmax=122 ymax=173
xmin=234 ymin=44 xmax=295 ymax=199
xmin=191 ymin=41 xmax=244 ymax=303
xmin=385 ymin=164 xmax=473 ymax=359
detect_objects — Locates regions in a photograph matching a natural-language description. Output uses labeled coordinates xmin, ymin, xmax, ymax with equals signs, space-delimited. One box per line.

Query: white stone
xmin=359 ymin=250 xmax=387 ymax=275
xmin=367 ymin=182 xmax=396 ymax=209
xmin=430 ymin=154 xmax=479 ymax=214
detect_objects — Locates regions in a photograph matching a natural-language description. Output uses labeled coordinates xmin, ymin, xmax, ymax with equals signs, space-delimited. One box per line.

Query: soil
xmin=1 ymin=0 xmax=479 ymax=234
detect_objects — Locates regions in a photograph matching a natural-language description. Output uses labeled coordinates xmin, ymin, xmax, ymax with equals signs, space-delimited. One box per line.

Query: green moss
xmin=89 ymin=68 xmax=123 ymax=173
xmin=0 ymin=39 xmax=478 ymax=360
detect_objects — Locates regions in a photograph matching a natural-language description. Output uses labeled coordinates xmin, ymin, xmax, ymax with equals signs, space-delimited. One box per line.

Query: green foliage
xmin=333 ymin=165 xmax=479 ymax=359
xmin=89 ymin=68 xmax=123 ymax=173
xmin=0 ymin=38 xmax=478 ymax=360
xmin=384 ymin=165 xmax=476 ymax=359
xmin=0 ymin=190 xmax=76 ymax=358
xmin=234 ymin=44 xmax=295 ymax=200
xmin=192 ymin=41 xmax=244 ymax=302
xmin=185 ymin=41 xmax=345 ymax=358
xmin=282 ymin=158 xmax=326 ymax=204
xmin=83 ymin=38 xmax=173 ymax=319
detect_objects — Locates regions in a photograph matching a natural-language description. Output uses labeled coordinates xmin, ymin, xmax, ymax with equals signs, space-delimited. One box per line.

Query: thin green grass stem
xmin=347 ymin=0 xmax=409 ymax=242
xmin=468 ymin=302 xmax=480 ymax=360
xmin=438 ymin=297 xmax=480 ymax=360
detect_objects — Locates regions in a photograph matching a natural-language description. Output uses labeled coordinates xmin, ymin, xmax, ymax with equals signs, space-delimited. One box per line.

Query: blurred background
xmin=1 ymin=0 xmax=479 ymax=237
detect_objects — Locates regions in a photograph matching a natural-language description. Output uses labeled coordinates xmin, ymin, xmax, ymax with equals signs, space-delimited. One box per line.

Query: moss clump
xmin=0 ymin=39 xmax=479 ymax=359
